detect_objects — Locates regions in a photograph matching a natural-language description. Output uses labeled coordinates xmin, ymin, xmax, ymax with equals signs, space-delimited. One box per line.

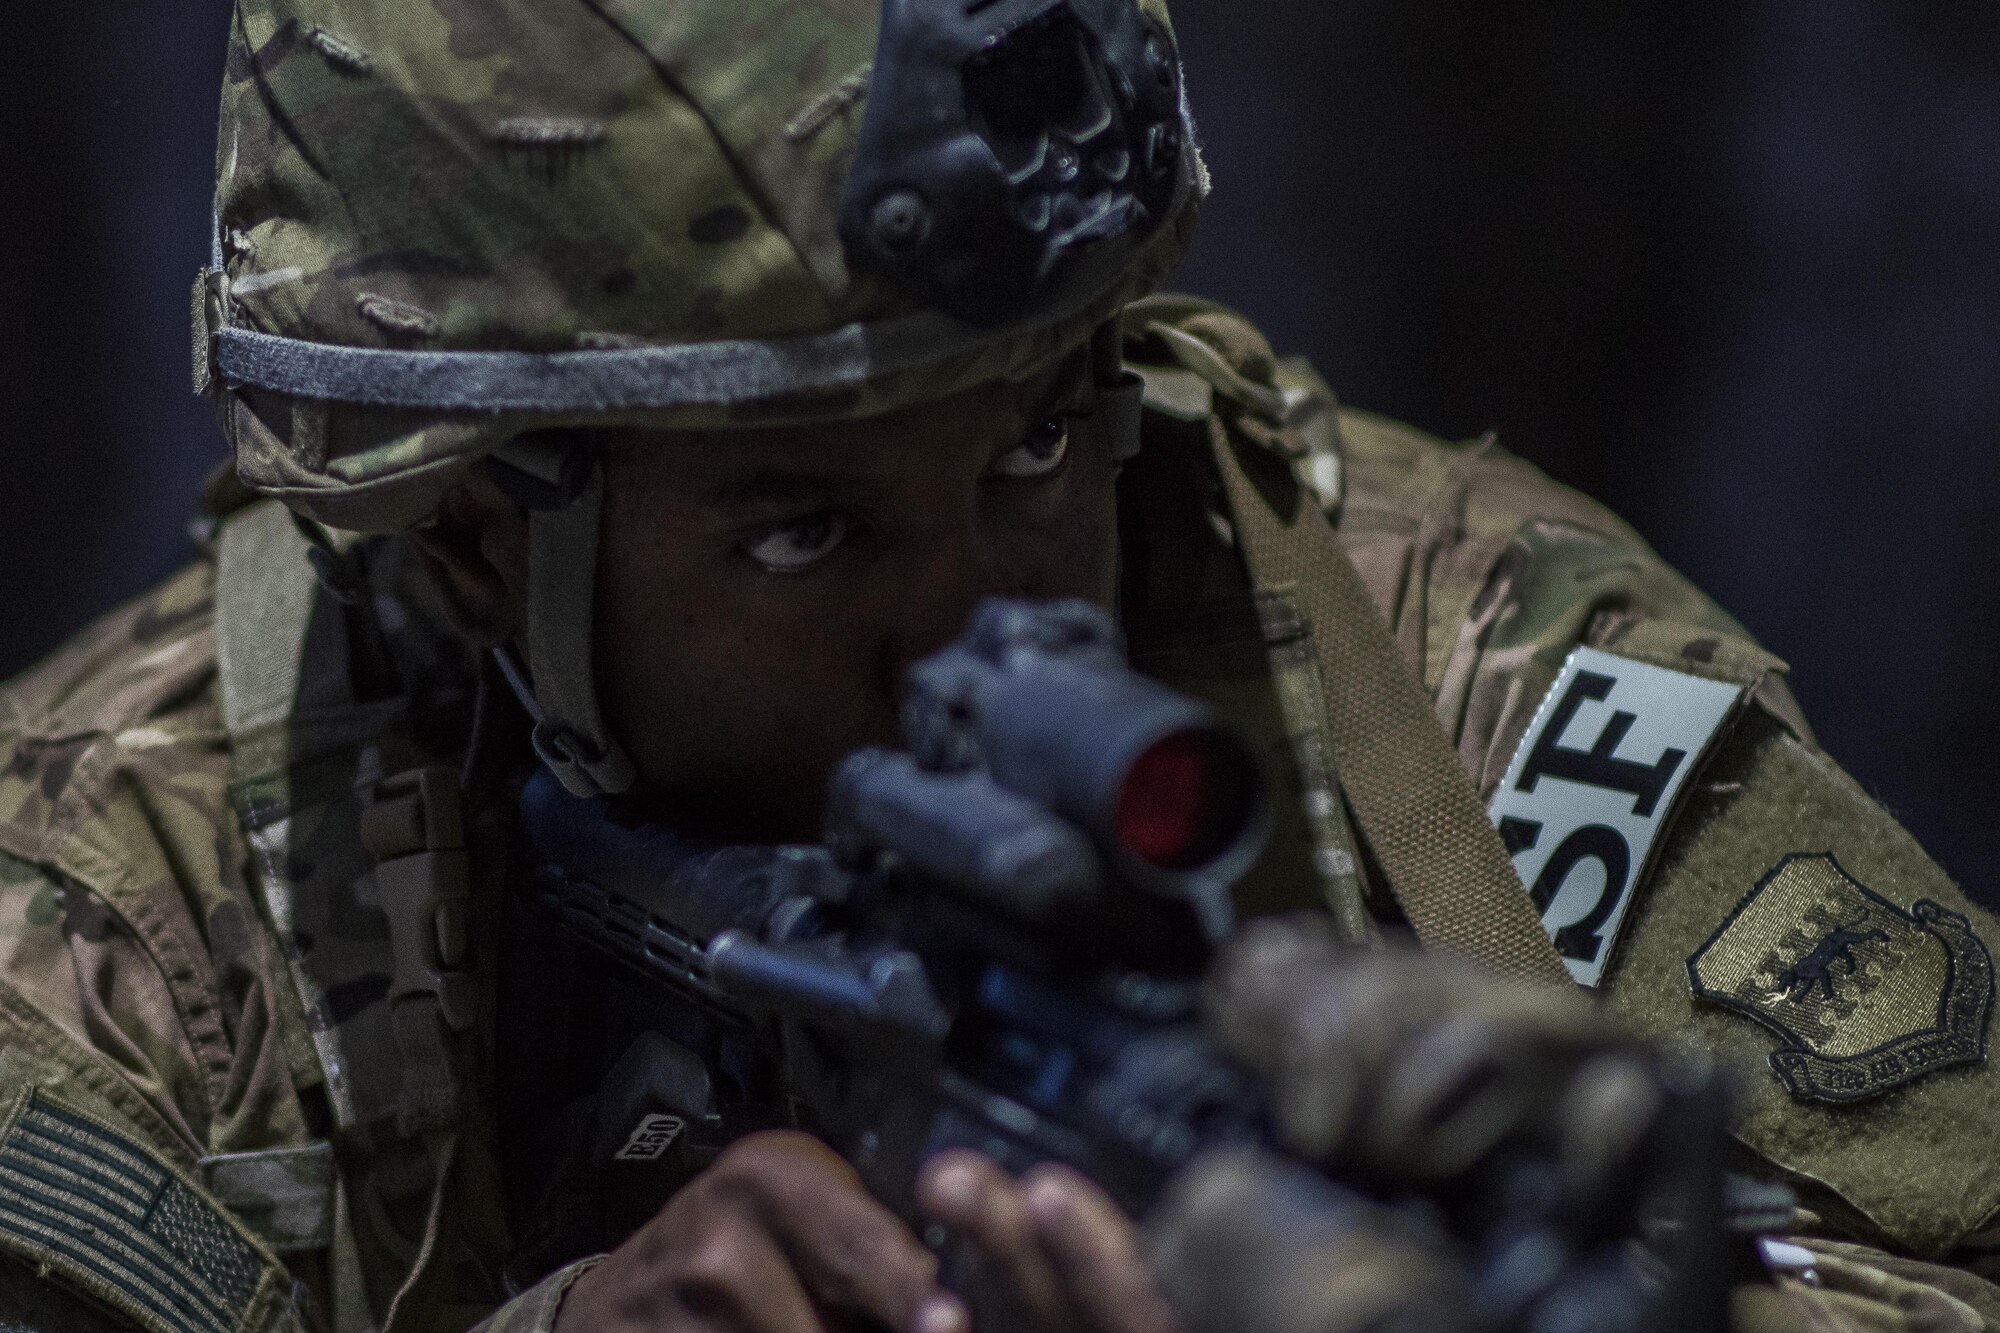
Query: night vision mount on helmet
xmin=840 ymin=0 xmax=1189 ymax=328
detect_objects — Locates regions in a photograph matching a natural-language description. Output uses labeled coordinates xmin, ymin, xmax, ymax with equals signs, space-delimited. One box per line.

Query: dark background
xmin=1 ymin=4 xmax=1995 ymax=896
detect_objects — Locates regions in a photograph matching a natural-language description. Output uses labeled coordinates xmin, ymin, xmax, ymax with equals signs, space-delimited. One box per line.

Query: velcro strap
xmin=212 ymin=302 xmax=1047 ymax=413
xmin=191 ymin=269 xmax=220 ymax=397
xmin=198 ymin=1142 xmax=336 ymax=1256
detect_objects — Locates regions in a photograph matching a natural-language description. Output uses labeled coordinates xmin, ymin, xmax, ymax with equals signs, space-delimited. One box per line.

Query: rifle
xmin=521 ymin=599 xmax=1729 ymax=1332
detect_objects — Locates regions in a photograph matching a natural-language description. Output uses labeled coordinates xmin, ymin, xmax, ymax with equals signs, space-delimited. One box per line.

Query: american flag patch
xmin=0 ymin=1089 xmax=280 ymax=1333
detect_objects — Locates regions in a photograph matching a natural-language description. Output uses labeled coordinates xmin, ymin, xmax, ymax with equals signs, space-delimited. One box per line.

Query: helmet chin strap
xmin=487 ymin=436 xmax=637 ymax=798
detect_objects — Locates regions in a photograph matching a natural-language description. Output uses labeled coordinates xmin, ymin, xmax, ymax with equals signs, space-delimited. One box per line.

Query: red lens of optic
xmin=1113 ymin=730 xmax=1253 ymax=870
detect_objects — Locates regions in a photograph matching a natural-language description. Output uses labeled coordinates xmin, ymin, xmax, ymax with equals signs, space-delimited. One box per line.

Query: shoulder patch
xmin=1688 ymin=853 xmax=1994 ymax=1104
xmin=1488 ymin=646 xmax=1744 ymax=986
xmin=0 ymin=1088 xmax=286 ymax=1333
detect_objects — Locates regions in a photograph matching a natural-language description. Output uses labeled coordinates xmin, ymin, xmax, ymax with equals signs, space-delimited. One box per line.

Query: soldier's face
xmin=588 ymin=349 xmax=1118 ymax=839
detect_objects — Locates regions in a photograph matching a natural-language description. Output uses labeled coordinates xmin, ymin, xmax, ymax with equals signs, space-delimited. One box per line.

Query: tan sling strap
xmin=1209 ymin=423 xmax=1570 ymax=987
xmin=1146 ymin=320 xmax=1571 ymax=988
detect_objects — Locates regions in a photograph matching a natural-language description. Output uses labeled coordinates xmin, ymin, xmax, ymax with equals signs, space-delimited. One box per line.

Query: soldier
xmin=0 ymin=0 xmax=1993 ymax=1330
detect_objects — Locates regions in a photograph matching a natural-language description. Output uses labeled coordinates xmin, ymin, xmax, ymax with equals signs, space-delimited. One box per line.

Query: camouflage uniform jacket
xmin=0 ymin=301 xmax=1995 ymax=1333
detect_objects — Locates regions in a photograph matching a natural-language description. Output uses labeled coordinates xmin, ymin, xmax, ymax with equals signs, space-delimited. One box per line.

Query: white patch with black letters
xmin=1488 ymin=647 xmax=1743 ymax=987
xmin=613 ymin=1113 xmax=687 ymax=1162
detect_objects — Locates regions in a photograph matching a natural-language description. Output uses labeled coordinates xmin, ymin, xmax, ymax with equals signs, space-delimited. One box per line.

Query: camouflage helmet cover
xmin=201 ymin=0 xmax=1202 ymax=532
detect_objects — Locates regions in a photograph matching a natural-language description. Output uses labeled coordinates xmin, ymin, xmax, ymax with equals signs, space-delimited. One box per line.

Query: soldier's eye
xmin=988 ymin=417 xmax=1071 ymax=479
xmin=741 ymin=510 xmax=850 ymax=573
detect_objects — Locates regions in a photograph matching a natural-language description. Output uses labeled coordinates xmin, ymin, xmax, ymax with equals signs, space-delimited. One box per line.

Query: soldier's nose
xmin=878 ymin=532 xmax=1022 ymax=699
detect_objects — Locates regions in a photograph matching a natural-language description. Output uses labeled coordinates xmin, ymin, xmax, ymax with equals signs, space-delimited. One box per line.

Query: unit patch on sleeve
xmin=0 ymin=1088 xmax=283 ymax=1333
xmin=1488 ymin=646 xmax=1744 ymax=986
xmin=1687 ymin=853 xmax=1994 ymax=1104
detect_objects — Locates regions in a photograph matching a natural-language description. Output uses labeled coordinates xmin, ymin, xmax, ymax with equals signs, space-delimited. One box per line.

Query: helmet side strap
xmin=1092 ymin=319 xmax=1145 ymax=464
xmin=489 ymin=438 xmax=638 ymax=798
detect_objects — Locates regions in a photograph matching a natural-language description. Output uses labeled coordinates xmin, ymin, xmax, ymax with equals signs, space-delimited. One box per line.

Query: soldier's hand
xmin=553 ymin=1129 xmax=965 ymax=1333
xmin=917 ymin=1151 xmax=1183 ymax=1333
xmin=1203 ymin=914 xmax=1655 ymax=1185
xmin=1144 ymin=1150 xmax=1470 ymax=1333
xmin=1143 ymin=915 xmax=1701 ymax=1333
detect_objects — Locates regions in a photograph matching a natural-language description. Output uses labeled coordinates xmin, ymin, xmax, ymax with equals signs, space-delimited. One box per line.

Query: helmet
xmin=196 ymin=0 xmax=1206 ymax=795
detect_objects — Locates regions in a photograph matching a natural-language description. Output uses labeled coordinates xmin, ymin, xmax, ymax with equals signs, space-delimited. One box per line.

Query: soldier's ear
xmin=405 ymin=465 xmax=528 ymax=649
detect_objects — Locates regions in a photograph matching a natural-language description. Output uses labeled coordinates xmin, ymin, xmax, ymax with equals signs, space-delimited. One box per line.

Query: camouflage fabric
xmin=0 ymin=517 xmax=507 ymax=1332
xmin=0 ymin=560 xmax=318 ymax=1333
xmin=4 ymin=297 xmax=1999 ymax=1331
xmin=1120 ymin=297 xmax=2000 ymax=1331
xmin=205 ymin=0 xmax=1199 ymax=533
xmin=0 ymin=559 xmax=310 ymax=1171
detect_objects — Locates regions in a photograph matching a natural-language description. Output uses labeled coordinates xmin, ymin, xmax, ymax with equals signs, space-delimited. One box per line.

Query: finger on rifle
xmin=716 ymin=1132 xmax=952 ymax=1332
xmin=918 ymin=1151 xmax=1068 ymax=1323
xmin=1022 ymin=1163 xmax=1183 ymax=1333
